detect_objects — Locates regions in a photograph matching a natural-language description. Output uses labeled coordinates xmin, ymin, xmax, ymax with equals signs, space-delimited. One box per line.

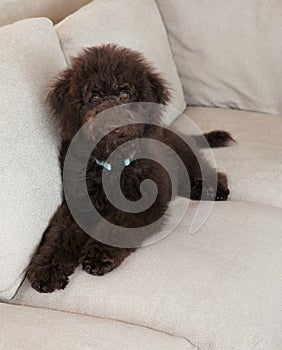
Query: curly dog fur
xmin=27 ymin=44 xmax=232 ymax=293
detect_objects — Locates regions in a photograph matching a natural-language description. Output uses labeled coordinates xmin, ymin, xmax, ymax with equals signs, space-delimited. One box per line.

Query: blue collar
xmin=95 ymin=151 xmax=136 ymax=171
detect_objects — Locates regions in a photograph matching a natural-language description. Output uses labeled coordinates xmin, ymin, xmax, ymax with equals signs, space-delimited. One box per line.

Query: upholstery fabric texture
xmin=0 ymin=0 xmax=91 ymax=27
xmin=0 ymin=303 xmax=192 ymax=350
xmin=156 ymin=0 xmax=282 ymax=116
xmin=10 ymin=197 xmax=282 ymax=350
xmin=0 ymin=18 xmax=65 ymax=299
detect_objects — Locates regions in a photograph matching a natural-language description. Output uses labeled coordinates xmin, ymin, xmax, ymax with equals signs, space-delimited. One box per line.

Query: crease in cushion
xmin=0 ymin=18 xmax=66 ymax=300
xmin=0 ymin=0 xmax=92 ymax=27
xmin=156 ymin=0 xmax=282 ymax=116
xmin=55 ymin=0 xmax=186 ymax=124
xmin=172 ymin=107 xmax=282 ymax=208
xmin=10 ymin=199 xmax=282 ymax=350
xmin=0 ymin=303 xmax=193 ymax=350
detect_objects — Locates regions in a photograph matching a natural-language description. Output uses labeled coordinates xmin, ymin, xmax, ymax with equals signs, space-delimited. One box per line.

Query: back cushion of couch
xmin=0 ymin=18 xmax=65 ymax=300
xmin=156 ymin=0 xmax=282 ymax=116
xmin=0 ymin=0 xmax=92 ymax=27
xmin=55 ymin=0 xmax=186 ymax=123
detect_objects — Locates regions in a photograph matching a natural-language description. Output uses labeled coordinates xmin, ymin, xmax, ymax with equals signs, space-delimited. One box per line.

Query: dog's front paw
xmin=81 ymin=255 xmax=116 ymax=276
xmin=27 ymin=263 xmax=69 ymax=293
xmin=80 ymin=241 xmax=132 ymax=276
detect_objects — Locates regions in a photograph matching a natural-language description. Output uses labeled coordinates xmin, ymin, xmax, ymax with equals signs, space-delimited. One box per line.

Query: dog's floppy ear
xmin=146 ymin=71 xmax=171 ymax=106
xmin=47 ymin=68 xmax=80 ymax=141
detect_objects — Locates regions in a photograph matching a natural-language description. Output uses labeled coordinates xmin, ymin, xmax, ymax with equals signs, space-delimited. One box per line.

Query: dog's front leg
xmin=80 ymin=207 xmax=167 ymax=276
xmin=27 ymin=202 xmax=88 ymax=293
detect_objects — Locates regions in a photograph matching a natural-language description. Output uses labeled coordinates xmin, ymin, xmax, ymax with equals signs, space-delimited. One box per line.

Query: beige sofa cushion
xmin=11 ymin=199 xmax=282 ymax=350
xmin=0 ymin=18 xmax=65 ymax=300
xmin=157 ymin=1 xmax=282 ymax=116
xmin=173 ymin=107 xmax=282 ymax=208
xmin=0 ymin=0 xmax=91 ymax=27
xmin=55 ymin=0 xmax=186 ymax=123
xmin=0 ymin=303 xmax=191 ymax=350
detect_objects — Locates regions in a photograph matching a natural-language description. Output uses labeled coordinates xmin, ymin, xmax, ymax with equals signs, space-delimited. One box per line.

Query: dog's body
xmin=27 ymin=45 xmax=232 ymax=293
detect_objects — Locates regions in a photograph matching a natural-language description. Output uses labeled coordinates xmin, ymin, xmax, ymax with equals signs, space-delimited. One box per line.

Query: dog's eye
xmin=120 ymin=90 xmax=130 ymax=101
xmin=92 ymin=94 xmax=101 ymax=103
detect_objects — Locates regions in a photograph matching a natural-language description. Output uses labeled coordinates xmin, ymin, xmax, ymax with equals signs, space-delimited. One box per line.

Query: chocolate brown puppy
xmin=27 ymin=44 xmax=232 ymax=293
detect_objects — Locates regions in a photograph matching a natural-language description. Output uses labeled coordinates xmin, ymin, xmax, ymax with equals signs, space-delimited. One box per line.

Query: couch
xmin=0 ymin=1 xmax=281 ymax=349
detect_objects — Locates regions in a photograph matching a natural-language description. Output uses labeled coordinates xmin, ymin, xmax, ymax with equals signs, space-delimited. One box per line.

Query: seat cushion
xmin=10 ymin=199 xmax=282 ymax=350
xmin=0 ymin=303 xmax=191 ymax=349
xmin=156 ymin=0 xmax=282 ymax=116
xmin=173 ymin=107 xmax=282 ymax=208
xmin=0 ymin=18 xmax=66 ymax=299
xmin=55 ymin=0 xmax=186 ymax=123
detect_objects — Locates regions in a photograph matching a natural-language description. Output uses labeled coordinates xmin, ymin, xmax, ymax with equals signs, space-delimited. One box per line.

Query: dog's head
xmin=47 ymin=44 xmax=170 ymax=159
